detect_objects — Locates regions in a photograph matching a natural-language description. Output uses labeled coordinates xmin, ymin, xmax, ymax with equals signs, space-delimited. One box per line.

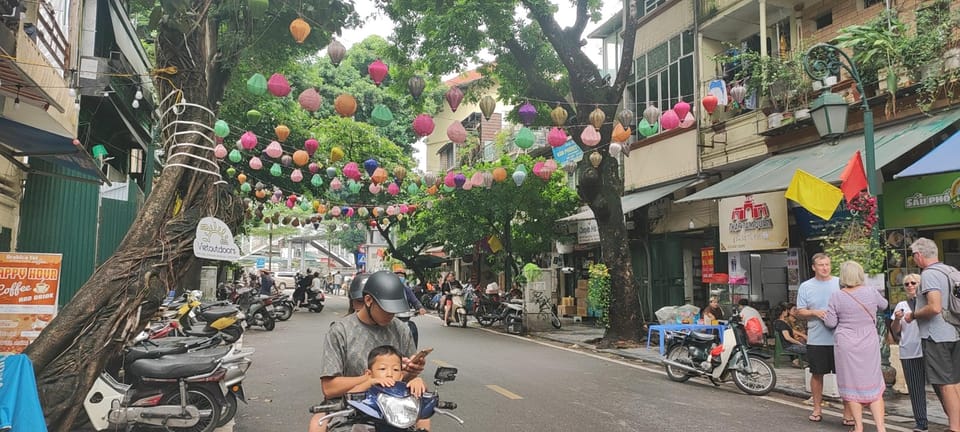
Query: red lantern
xmin=445 ymin=86 xmax=464 ymax=112
xmin=447 ymin=122 xmax=466 ymax=144
xmin=304 ymin=138 xmax=318 ymax=155
xmin=412 ymin=114 xmax=435 ymax=137
xmin=701 ymin=95 xmax=718 ymax=114
xmin=368 ymin=59 xmax=389 ymax=86
xmin=267 ymin=73 xmax=291 ymax=97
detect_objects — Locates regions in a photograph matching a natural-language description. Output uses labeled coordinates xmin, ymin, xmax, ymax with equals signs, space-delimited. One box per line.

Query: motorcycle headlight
xmin=375 ymin=393 xmax=420 ymax=429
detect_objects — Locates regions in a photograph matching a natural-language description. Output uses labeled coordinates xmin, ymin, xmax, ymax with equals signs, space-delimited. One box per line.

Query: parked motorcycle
xmin=661 ymin=314 xmax=776 ymax=395
xmin=306 ymin=284 xmax=326 ymax=312
xmin=473 ymin=291 xmax=524 ymax=334
xmin=309 ymin=366 xmax=463 ymax=431
xmin=235 ymin=288 xmax=276 ymax=331
xmin=170 ymin=290 xmax=244 ymax=343
xmin=270 ymin=293 xmax=295 ymax=321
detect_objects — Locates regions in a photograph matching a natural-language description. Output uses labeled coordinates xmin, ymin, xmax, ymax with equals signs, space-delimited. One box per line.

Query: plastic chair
xmin=773 ymin=335 xmax=805 ymax=368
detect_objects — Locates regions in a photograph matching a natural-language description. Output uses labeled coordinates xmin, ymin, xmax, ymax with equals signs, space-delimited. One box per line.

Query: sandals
xmin=843 ymin=419 xmax=855 ymax=427
xmin=808 ymin=414 xmax=822 ymax=422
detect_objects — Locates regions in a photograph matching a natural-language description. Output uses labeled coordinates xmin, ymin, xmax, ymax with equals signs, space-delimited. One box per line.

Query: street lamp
xmin=802 ymin=43 xmax=877 ymax=195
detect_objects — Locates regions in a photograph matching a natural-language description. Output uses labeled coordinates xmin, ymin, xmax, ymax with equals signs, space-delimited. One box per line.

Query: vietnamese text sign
xmin=883 ymin=172 xmax=960 ymax=228
xmin=577 ymin=219 xmax=600 ymax=244
xmin=718 ymin=191 xmax=789 ymax=252
xmin=194 ymin=217 xmax=241 ymax=261
xmin=0 ymin=253 xmax=61 ymax=354
xmin=552 ymin=139 xmax=584 ymax=166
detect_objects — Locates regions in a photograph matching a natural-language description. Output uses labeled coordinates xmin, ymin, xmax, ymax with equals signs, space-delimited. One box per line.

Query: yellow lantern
xmin=330 ymin=146 xmax=345 ymax=162
xmin=589 ymin=106 xmax=606 ymax=129
xmin=550 ymin=106 xmax=568 ymax=126
xmin=589 ymin=151 xmax=603 ymax=168
xmin=289 ymin=17 xmax=311 ymax=43
xmin=275 ymin=124 xmax=290 ymax=142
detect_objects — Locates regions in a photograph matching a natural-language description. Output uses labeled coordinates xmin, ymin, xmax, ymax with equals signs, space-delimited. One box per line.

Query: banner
xmin=0 ymin=253 xmax=62 ymax=354
xmin=718 ymin=192 xmax=790 ymax=252
xmin=700 ymin=247 xmax=716 ymax=283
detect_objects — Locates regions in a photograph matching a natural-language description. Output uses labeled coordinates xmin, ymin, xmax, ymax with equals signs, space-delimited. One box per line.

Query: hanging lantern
xmin=550 ymin=106 xmax=568 ymax=126
xmin=533 ymin=162 xmax=546 ymax=180
xmin=423 ymin=172 xmax=437 ymax=186
xmin=563 ymin=162 xmax=577 ymax=174
xmin=289 ymin=17 xmax=311 ymax=43
xmin=291 ymin=169 xmax=303 ymax=182
xmin=515 ymin=127 xmax=535 ymax=149
xmin=239 ymin=131 xmax=257 ymax=150
xmin=453 ymin=173 xmax=467 ymax=188
xmin=463 ymin=181 xmax=473 ymax=191
xmin=246 ymin=73 xmax=267 ymax=95
xmin=304 ymin=138 xmax=318 ymax=155
xmin=679 ymin=112 xmax=696 ymax=128
xmin=270 ymin=162 xmax=282 ymax=176
xmin=265 ymin=141 xmax=283 ymax=158
xmin=407 ymin=183 xmax=419 ymax=195
xmin=214 ymin=144 xmax=228 ymax=159
xmin=661 ymin=110 xmax=680 ymax=130
xmin=330 ymin=206 xmax=341 ymax=217
xmin=245 ymin=109 xmax=262 ymax=124
xmin=518 ymin=101 xmax=537 ymax=125
xmin=363 ymin=159 xmax=379 ymax=177
xmin=226 ymin=167 xmax=237 ymax=178
xmin=393 ymin=166 xmax=407 ymax=182
xmin=444 ymin=172 xmax=456 ymax=188
xmin=547 ymin=127 xmax=567 ymax=147
xmin=330 ymin=177 xmax=343 ymax=191
xmin=372 ymin=167 xmax=388 ymax=184
xmin=408 ymin=75 xmax=426 ymax=100
xmin=240 ymin=182 xmax=252 ymax=193
xmin=544 ymin=159 xmax=558 ymax=176
xmin=334 ymin=94 xmax=357 ymax=117
xmin=611 ymin=122 xmax=631 ymax=142
xmin=326 ymin=167 xmax=337 ymax=178
xmin=412 ymin=114 xmax=435 ymax=137
xmin=310 ymin=174 xmax=323 ymax=187
xmin=370 ymin=104 xmax=393 ymax=126
xmin=343 ymin=162 xmax=361 ymax=181
xmin=609 ymin=142 xmax=623 ymax=158
xmin=482 ymin=172 xmax=494 ymax=188
xmin=580 ymin=125 xmax=601 ymax=147
xmin=479 ymin=95 xmax=496 ymax=120
xmin=249 ymin=156 xmax=263 ymax=170
xmin=589 ymin=151 xmax=602 ymax=168
xmin=512 ymin=170 xmax=526 ymax=186
xmin=470 ymin=172 xmax=484 ymax=187
xmin=308 ymin=162 xmax=319 ymax=173
xmin=492 ymin=167 xmax=507 ymax=183
xmin=638 ymin=118 xmax=658 ymax=137
xmin=368 ymin=59 xmax=389 ymax=86
xmin=267 ymin=73 xmax=291 ymax=97
xmin=729 ymin=83 xmax=747 ymax=104
xmin=281 ymin=154 xmax=292 ymax=167
xmin=589 ymin=107 xmax=606 ymax=129
xmin=298 ymin=88 xmax=321 ymax=112
xmin=617 ymin=109 xmax=635 ymax=130
xmin=348 ymin=180 xmax=362 ymax=194
xmin=643 ymin=105 xmax=661 ymax=125
xmin=516 ymin=164 xmax=527 ymax=173
xmin=255 ymin=189 xmax=267 ymax=199
xmin=357 ymin=207 xmax=369 ymax=217
xmin=326 ymin=39 xmax=346 ymax=66
xmin=447 ymin=122 xmax=467 ymax=144
xmin=445 ymin=86 xmax=464 ymax=112
xmin=674 ymin=101 xmax=691 ymax=119
xmin=368 ymin=183 xmax=381 ymax=194
xmin=275 ymin=124 xmax=290 ymax=142
xmin=330 ymin=147 xmax=344 ymax=162
xmin=292 ymin=150 xmax=309 ymax=166
xmin=701 ymin=95 xmax=719 ymax=114
xmin=427 ymin=185 xmax=438 ymax=195
xmin=228 ymin=149 xmax=242 ymax=163
xmin=387 ymin=183 xmax=400 ymax=196
xmin=214 ymin=120 xmax=230 ymax=138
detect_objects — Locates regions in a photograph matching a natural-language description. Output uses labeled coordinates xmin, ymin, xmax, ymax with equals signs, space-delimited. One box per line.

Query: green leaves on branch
xmin=588 ymin=264 xmax=611 ymax=329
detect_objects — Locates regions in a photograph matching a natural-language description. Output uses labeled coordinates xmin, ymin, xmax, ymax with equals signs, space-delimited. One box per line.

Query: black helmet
xmin=361 ymin=271 xmax=408 ymax=314
xmin=348 ymin=273 xmax=371 ymax=301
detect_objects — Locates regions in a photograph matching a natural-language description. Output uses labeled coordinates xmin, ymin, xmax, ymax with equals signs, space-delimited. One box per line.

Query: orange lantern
xmin=255 ymin=189 xmax=266 ymax=199
xmin=427 ymin=185 xmax=438 ymax=195
xmin=237 ymin=173 xmax=247 ymax=184
xmin=612 ymin=122 xmax=632 ymax=142
xmin=292 ymin=150 xmax=309 ymax=166
xmin=334 ymin=94 xmax=357 ymax=117
xmin=289 ymin=17 xmax=311 ymax=43
xmin=275 ymin=124 xmax=290 ymax=142
xmin=492 ymin=167 xmax=508 ymax=182
xmin=371 ymin=167 xmax=388 ymax=184
xmin=317 ymin=204 xmax=327 ymax=215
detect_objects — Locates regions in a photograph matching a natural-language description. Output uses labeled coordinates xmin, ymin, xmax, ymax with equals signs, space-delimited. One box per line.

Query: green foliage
xmin=712 ymin=47 xmax=807 ymax=111
xmin=834 ymin=10 xmax=908 ymax=78
xmin=522 ymin=263 xmax=542 ymax=285
xmin=587 ymin=263 xmax=610 ymax=329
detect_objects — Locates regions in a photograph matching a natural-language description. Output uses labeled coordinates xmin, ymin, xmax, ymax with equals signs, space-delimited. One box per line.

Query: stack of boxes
xmin=575 ymin=280 xmax=589 ymax=317
xmin=558 ymin=297 xmax=576 ymax=317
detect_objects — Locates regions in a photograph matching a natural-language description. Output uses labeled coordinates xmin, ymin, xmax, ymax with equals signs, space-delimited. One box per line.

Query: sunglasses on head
xmin=905 ymin=281 xmax=918 ymax=286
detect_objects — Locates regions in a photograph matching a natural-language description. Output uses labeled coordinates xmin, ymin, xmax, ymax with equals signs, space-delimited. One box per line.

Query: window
xmin=815 ymin=12 xmax=833 ymax=30
xmin=863 ymin=0 xmax=882 ymax=8
xmin=638 ymin=0 xmax=669 ymax=19
xmin=631 ymin=30 xmax=695 ymax=119
xmin=440 ymin=144 xmax=455 ymax=171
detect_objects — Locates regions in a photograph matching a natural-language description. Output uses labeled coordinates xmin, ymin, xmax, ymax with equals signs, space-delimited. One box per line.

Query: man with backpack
xmin=905 ymin=237 xmax=960 ymax=432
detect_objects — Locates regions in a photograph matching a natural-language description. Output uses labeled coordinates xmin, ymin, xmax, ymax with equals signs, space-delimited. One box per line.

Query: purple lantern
xmin=518 ymin=101 xmax=537 ymax=126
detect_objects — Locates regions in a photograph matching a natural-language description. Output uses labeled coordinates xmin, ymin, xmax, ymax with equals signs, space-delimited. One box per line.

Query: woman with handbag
xmin=825 ymin=260 xmax=889 ymax=432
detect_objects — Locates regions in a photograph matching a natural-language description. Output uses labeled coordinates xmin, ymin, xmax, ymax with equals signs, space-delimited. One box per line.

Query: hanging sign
xmin=193 ymin=217 xmax=241 ymax=261
xmin=701 ymin=247 xmax=717 ymax=283
xmin=552 ymin=139 xmax=584 ymax=166
xmin=0 ymin=253 xmax=61 ymax=354
xmin=718 ymin=191 xmax=789 ymax=252
xmin=577 ymin=219 xmax=600 ymax=244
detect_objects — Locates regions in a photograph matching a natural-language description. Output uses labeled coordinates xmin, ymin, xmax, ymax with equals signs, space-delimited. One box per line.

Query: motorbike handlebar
xmin=309 ymin=402 xmax=342 ymax=414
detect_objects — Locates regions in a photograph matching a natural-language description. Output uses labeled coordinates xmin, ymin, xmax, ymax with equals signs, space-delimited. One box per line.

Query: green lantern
xmin=228 ymin=149 xmax=242 ymax=163
xmin=514 ymin=127 xmax=534 ymax=149
xmin=442 ymin=185 xmax=454 ymax=193
xmin=348 ymin=180 xmax=362 ymax=194
xmin=270 ymin=163 xmax=282 ymax=177
xmin=214 ymin=120 xmax=230 ymax=138
xmin=370 ymin=104 xmax=394 ymax=127
xmin=92 ymin=144 xmax=108 ymax=159
xmin=310 ymin=174 xmax=323 ymax=187
xmin=300 ymin=200 xmax=312 ymax=211
xmin=406 ymin=183 xmax=419 ymax=195
xmin=515 ymin=163 xmax=527 ymax=173
xmin=246 ymin=109 xmax=262 ymax=124
xmin=240 ymin=182 xmax=252 ymax=193
xmin=226 ymin=167 xmax=237 ymax=177
xmin=638 ymin=118 xmax=658 ymax=137
xmin=246 ymin=73 xmax=267 ymax=95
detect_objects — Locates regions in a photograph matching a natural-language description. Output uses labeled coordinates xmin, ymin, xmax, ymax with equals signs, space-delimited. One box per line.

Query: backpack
xmin=928 ymin=263 xmax=960 ymax=327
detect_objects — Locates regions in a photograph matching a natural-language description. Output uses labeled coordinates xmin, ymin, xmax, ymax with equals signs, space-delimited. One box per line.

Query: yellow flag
xmin=487 ymin=236 xmax=503 ymax=253
xmin=784 ymin=169 xmax=843 ymax=220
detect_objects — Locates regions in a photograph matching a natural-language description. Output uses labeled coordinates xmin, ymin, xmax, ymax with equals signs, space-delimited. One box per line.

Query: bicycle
xmin=532 ymin=291 xmax=562 ymax=329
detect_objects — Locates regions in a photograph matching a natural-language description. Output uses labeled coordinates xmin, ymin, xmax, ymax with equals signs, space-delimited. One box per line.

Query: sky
xmin=336 ymin=1 xmax=623 ymax=171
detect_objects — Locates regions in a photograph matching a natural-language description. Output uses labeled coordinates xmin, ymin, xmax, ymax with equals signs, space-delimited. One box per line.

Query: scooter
xmin=309 ymin=366 xmax=463 ymax=431
xmin=306 ymin=284 xmax=325 ymax=312
xmin=661 ymin=314 xmax=777 ymax=395
xmin=234 ymin=288 xmax=276 ymax=331
xmin=444 ymin=288 xmax=468 ymax=328
xmin=174 ymin=291 xmax=244 ymax=343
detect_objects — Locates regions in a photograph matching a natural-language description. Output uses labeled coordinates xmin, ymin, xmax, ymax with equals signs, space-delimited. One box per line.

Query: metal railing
xmin=1 ymin=0 xmax=18 ymax=19
xmin=35 ymin=0 xmax=69 ymax=76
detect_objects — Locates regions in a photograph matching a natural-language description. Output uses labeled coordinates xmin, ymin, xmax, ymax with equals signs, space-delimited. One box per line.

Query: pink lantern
xmin=346 ymin=207 xmax=355 ymax=217
xmin=214 ymin=144 xmax=228 ymax=159
xmin=445 ymin=87 xmax=464 ymax=112
xmin=679 ymin=112 xmax=696 ymax=128
xmin=470 ymin=172 xmax=484 ymax=187
xmin=329 ymin=206 xmax=341 ymax=217
xmin=249 ymin=157 xmax=263 ymax=170
xmin=729 ymin=84 xmax=747 ymax=104
xmin=660 ymin=110 xmax=680 ymax=130
xmin=580 ymin=125 xmax=601 ymax=147
xmin=412 ymin=114 xmax=435 ymax=137
xmin=368 ymin=59 xmax=389 ymax=86
xmin=285 ymin=199 xmax=295 ymax=209
xmin=240 ymin=131 xmax=257 ymax=150
xmin=386 ymin=206 xmax=398 ymax=216
xmin=369 ymin=183 xmax=382 ymax=194
xmin=267 ymin=73 xmax=291 ymax=97
xmin=290 ymin=169 xmax=303 ymax=182
xmin=543 ymin=159 xmax=558 ymax=176
xmin=308 ymin=162 xmax=319 ymax=173
xmin=463 ymin=181 xmax=472 ymax=191
xmin=330 ymin=177 xmax=343 ymax=191
xmin=387 ymin=183 xmax=400 ymax=196
xmin=304 ymin=138 xmax=319 ymax=155
xmin=673 ymin=101 xmax=691 ymax=119
xmin=343 ymin=162 xmax=361 ymax=181
xmin=265 ymin=141 xmax=283 ymax=158
xmin=298 ymin=88 xmax=321 ymax=112
xmin=547 ymin=127 xmax=567 ymax=147
xmin=533 ymin=161 xmax=547 ymax=180
xmin=444 ymin=171 xmax=456 ymax=188
xmin=447 ymin=122 xmax=467 ymax=144
xmin=399 ymin=204 xmax=409 ymax=214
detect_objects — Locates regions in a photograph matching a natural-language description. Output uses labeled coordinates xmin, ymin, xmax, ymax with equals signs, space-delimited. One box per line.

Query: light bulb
xmin=14 ymin=97 xmax=20 ymax=109
xmin=688 ymin=219 xmax=695 ymax=230
xmin=131 ymin=99 xmax=140 ymax=109
xmin=68 ymin=87 xmax=76 ymax=98
xmin=135 ymin=90 xmax=143 ymax=100
xmin=102 ymin=90 xmax=110 ymax=97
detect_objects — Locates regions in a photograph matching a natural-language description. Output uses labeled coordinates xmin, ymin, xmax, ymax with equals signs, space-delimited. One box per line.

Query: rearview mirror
xmin=434 ymin=366 xmax=458 ymax=382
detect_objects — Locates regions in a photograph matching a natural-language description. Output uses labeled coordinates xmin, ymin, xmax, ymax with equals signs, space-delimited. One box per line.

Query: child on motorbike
xmin=349 ymin=345 xmax=427 ymax=397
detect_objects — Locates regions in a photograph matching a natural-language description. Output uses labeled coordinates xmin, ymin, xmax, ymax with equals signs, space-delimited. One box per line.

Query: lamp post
xmin=802 ymin=43 xmax=877 ymax=195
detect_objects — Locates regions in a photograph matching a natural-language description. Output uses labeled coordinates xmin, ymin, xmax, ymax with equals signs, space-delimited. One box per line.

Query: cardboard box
xmin=561 ymin=296 xmax=575 ymax=306
xmin=577 ymin=306 xmax=588 ymax=317
xmin=558 ymin=305 xmax=576 ymax=316
xmin=577 ymin=280 xmax=589 ymax=289
xmin=575 ymin=287 xmax=588 ymax=298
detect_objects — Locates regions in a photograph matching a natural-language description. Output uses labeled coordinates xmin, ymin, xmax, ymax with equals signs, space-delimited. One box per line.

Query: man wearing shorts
xmin=796 ymin=253 xmax=852 ymax=424
xmin=906 ymin=238 xmax=960 ymax=432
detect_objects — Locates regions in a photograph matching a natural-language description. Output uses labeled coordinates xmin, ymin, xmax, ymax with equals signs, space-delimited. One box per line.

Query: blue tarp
xmin=895 ymin=129 xmax=960 ymax=178
xmin=0 ymin=117 xmax=103 ymax=180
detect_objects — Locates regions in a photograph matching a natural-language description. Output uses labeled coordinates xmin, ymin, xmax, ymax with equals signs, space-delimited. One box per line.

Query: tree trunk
xmin=23 ymin=7 xmax=242 ymax=430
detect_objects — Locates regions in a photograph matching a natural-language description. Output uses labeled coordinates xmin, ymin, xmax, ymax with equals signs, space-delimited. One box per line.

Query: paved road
xmin=234 ymin=296 xmax=908 ymax=431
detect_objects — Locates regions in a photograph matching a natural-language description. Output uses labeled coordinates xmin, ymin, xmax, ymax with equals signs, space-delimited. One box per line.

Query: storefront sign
xmin=718 ymin=192 xmax=789 ymax=252
xmin=577 ymin=219 xmax=600 ymax=244
xmin=701 ymin=247 xmax=717 ymax=283
xmin=0 ymin=253 xmax=61 ymax=354
xmin=552 ymin=139 xmax=584 ymax=166
xmin=883 ymin=172 xmax=960 ymax=228
xmin=193 ymin=217 xmax=240 ymax=261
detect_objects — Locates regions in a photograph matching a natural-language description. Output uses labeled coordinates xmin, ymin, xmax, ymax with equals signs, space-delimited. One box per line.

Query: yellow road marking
xmin=486 ymin=384 xmax=523 ymax=400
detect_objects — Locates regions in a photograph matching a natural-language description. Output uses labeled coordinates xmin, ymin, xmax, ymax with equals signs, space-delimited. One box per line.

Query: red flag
xmin=840 ymin=151 xmax=868 ymax=204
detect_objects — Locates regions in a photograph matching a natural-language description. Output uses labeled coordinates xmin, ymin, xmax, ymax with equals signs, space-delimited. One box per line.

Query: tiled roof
xmin=445 ymin=70 xmax=483 ymax=87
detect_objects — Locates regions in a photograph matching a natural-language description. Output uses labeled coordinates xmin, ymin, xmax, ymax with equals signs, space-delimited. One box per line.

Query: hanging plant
xmin=587 ymin=263 xmax=611 ymax=329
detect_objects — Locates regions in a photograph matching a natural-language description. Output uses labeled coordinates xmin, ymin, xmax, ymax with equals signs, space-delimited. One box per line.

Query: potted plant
xmin=898 ymin=2 xmax=958 ymax=111
xmin=834 ymin=10 xmax=908 ymax=96
xmin=713 ymin=47 xmax=809 ymax=127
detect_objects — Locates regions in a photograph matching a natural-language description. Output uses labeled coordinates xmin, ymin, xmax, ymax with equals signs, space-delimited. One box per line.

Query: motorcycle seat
xmin=125 ymin=344 xmax=188 ymax=363
xmin=128 ymin=354 xmax=219 ymax=379
xmin=199 ymin=306 xmax=238 ymax=321
xmin=690 ymin=331 xmax=718 ymax=342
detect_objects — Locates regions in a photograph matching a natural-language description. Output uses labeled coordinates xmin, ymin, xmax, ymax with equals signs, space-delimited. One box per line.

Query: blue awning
xmin=895 ymin=129 xmax=960 ymax=178
xmin=0 ymin=117 xmax=105 ymax=182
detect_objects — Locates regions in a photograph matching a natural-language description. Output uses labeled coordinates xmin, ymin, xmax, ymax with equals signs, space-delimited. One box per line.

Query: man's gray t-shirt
xmin=318 ymin=314 xmax=416 ymax=388
xmin=797 ymin=276 xmax=840 ymax=346
xmin=917 ymin=263 xmax=960 ymax=343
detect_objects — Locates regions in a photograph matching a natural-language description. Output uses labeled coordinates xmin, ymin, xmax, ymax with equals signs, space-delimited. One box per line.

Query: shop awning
xmin=678 ymin=109 xmax=960 ymax=203
xmin=0 ymin=117 xmax=106 ymax=182
xmin=894 ymin=129 xmax=960 ymax=178
xmin=557 ymin=178 xmax=699 ymax=222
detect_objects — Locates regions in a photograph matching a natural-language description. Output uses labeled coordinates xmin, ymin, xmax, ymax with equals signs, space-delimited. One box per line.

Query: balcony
xmin=698 ymin=0 xmax=794 ymax=42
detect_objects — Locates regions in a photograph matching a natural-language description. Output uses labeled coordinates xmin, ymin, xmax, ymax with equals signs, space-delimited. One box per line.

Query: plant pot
xmin=823 ymin=76 xmax=838 ymax=87
xmin=767 ymin=112 xmax=784 ymax=128
xmin=795 ymin=108 xmax=810 ymax=120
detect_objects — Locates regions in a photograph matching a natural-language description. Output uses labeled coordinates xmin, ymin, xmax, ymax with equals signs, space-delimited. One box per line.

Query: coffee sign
xmin=718 ymin=192 xmax=789 ymax=252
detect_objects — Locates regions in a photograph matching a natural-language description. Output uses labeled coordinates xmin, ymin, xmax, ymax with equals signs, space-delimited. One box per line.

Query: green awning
xmin=678 ymin=108 xmax=960 ymax=203
xmin=557 ymin=178 xmax=699 ymax=222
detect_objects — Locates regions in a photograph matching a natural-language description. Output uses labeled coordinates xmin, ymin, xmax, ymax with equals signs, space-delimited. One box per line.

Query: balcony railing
xmin=1 ymin=0 xmax=17 ymax=18
xmin=33 ymin=0 xmax=69 ymax=76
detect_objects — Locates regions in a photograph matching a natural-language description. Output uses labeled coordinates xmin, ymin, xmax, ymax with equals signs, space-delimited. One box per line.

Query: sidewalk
xmin=527 ymin=318 xmax=947 ymax=429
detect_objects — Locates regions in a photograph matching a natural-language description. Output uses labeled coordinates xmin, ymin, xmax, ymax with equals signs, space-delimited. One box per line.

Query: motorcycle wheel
xmin=732 ymin=355 xmax=777 ymax=396
xmin=476 ymin=306 xmax=494 ymax=327
xmin=550 ymin=313 xmax=562 ymax=329
xmin=220 ymin=323 xmax=243 ymax=343
xmin=664 ymin=345 xmax=693 ymax=383
xmin=458 ymin=311 xmax=467 ymax=328
xmin=254 ymin=311 xmax=276 ymax=331
xmin=505 ymin=314 xmax=524 ymax=335
xmin=161 ymin=386 xmax=221 ymax=432
xmin=217 ymin=393 xmax=238 ymax=427
xmin=275 ymin=304 xmax=293 ymax=321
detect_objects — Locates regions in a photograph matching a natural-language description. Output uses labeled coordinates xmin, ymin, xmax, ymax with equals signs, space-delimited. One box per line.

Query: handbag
xmin=842 ymin=289 xmax=876 ymax=324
